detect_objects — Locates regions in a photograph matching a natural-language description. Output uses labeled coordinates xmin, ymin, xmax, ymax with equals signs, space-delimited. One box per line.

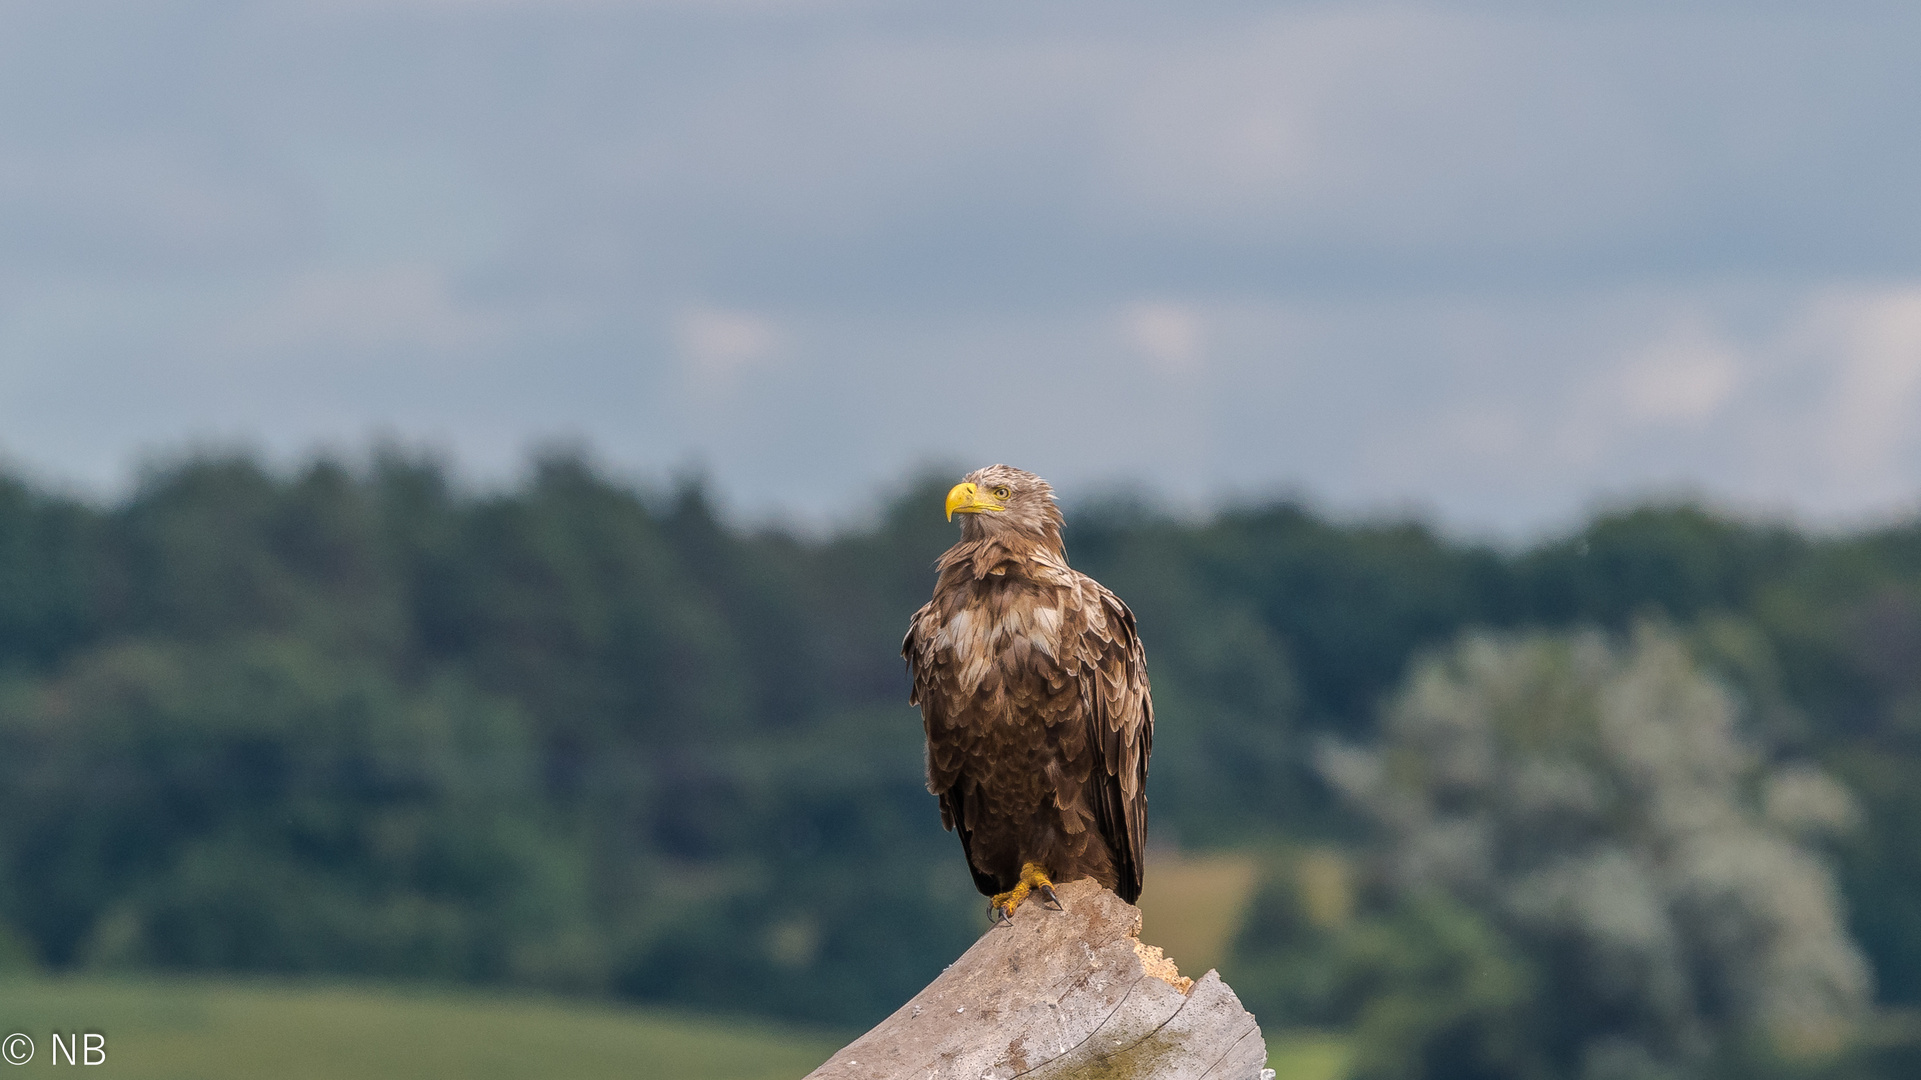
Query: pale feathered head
xmin=945 ymin=464 xmax=1065 ymax=546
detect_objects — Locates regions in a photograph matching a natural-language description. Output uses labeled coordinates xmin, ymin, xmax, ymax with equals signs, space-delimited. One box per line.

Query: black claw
xmin=988 ymin=902 xmax=1012 ymax=926
xmin=1039 ymin=884 xmax=1062 ymax=910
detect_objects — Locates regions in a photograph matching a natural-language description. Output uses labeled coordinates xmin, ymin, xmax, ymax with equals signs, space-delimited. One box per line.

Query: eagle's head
xmin=945 ymin=464 xmax=1064 ymax=545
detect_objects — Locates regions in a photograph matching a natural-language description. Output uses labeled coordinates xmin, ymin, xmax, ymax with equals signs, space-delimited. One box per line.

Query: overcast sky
xmin=2 ymin=1 xmax=1919 ymax=536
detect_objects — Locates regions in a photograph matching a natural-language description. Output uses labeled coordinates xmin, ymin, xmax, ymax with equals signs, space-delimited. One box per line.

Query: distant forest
xmin=0 ymin=450 xmax=1917 ymax=1070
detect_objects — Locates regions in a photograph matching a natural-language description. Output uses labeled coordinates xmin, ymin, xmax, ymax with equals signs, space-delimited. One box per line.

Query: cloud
xmin=216 ymin=266 xmax=502 ymax=356
xmin=674 ymin=306 xmax=785 ymax=386
xmin=1121 ymin=302 xmax=1206 ymax=376
xmin=1617 ymin=322 xmax=1743 ymax=425
xmin=1804 ymin=285 xmax=1921 ymax=493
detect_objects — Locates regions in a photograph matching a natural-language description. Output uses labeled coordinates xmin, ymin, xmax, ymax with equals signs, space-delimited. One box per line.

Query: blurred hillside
xmin=1 ymin=450 xmax=1919 ymax=1077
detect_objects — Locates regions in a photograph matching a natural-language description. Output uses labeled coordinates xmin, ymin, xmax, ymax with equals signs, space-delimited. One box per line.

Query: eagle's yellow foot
xmin=988 ymin=863 xmax=1063 ymax=925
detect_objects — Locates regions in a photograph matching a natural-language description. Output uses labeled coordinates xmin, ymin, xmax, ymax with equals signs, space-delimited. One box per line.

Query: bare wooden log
xmin=805 ymin=878 xmax=1270 ymax=1080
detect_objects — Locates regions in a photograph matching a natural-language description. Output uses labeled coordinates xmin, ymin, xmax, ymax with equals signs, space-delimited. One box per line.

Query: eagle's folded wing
xmin=1069 ymin=579 xmax=1153 ymax=903
xmin=905 ymin=603 xmax=999 ymax=896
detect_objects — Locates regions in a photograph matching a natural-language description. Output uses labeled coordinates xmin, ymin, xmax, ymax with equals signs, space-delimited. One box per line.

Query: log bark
xmin=804 ymin=878 xmax=1270 ymax=1080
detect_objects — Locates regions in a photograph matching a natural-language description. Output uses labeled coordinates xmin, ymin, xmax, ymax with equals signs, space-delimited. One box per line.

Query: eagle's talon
xmin=984 ymin=863 xmax=1060 ymax=923
xmin=988 ymin=880 xmax=1032 ymax=924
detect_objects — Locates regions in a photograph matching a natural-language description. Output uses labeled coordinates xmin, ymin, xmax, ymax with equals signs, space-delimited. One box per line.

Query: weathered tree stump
xmin=805 ymin=878 xmax=1269 ymax=1080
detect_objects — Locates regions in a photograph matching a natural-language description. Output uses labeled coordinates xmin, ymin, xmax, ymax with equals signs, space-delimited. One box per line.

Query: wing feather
xmin=1071 ymin=578 xmax=1153 ymax=903
xmin=905 ymin=602 xmax=999 ymax=896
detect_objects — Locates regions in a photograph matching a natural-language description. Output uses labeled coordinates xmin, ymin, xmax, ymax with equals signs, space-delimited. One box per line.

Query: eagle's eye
xmin=992 ymin=486 xmax=1011 ymax=500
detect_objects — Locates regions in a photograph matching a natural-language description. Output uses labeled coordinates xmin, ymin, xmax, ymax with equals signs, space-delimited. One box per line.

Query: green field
xmin=0 ymin=976 xmax=1346 ymax=1079
xmin=0 ymin=977 xmax=843 ymax=1080
xmin=1265 ymin=1032 xmax=1353 ymax=1080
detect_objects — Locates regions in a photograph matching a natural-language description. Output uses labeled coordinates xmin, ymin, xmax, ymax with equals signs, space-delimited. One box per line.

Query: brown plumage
xmin=902 ymin=465 xmax=1152 ymax=916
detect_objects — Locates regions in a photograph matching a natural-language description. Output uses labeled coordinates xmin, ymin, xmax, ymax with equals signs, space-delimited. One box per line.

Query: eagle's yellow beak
xmin=945 ymin=482 xmax=1007 ymax=521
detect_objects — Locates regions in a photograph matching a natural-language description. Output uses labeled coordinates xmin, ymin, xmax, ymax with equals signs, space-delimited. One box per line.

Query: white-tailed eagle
xmin=903 ymin=465 xmax=1153 ymax=921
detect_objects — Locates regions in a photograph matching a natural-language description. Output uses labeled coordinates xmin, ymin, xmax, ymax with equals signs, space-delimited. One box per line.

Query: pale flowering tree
xmin=1321 ymin=626 xmax=1870 ymax=1080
